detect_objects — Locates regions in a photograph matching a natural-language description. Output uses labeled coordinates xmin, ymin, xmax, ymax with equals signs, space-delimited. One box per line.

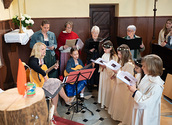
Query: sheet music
xmin=103 ymin=60 xmax=121 ymax=71
xmin=65 ymin=39 xmax=76 ymax=47
xmin=91 ymin=58 xmax=107 ymax=65
xmin=76 ymin=38 xmax=84 ymax=49
xmin=117 ymin=70 xmax=137 ymax=86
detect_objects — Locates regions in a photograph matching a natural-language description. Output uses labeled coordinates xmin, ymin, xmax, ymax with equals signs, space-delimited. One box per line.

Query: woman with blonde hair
xmin=158 ymin=18 xmax=172 ymax=45
xmin=28 ymin=42 xmax=75 ymax=117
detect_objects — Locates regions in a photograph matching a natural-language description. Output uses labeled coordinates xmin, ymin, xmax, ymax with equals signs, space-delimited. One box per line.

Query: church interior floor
xmin=57 ymin=87 xmax=172 ymax=125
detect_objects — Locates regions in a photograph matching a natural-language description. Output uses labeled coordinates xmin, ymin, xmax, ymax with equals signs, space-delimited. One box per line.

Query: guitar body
xmin=26 ymin=64 xmax=49 ymax=87
xmin=64 ymin=65 xmax=83 ymax=84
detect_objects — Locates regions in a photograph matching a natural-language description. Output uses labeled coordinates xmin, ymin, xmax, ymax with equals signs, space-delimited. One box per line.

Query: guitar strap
xmin=37 ymin=73 xmax=41 ymax=82
xmin=38 ymin=64 xmax=43 ymax=82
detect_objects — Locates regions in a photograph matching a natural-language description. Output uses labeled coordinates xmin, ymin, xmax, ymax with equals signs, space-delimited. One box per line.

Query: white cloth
xmin=158 ymin=29 xmax=170 ymax=45
xmin=132 ymin=75 xmax=164 ymax=125
xmin=98 ymin=53 xmax=117 ymax=108
xmin=0 ymin=88 xmax=4 ymax=94
xmin=108 ymin=61 xmax=134 ymax=121
xmin=43 ymin=78 xmax=61 ymax=95
xmin=4 ymin=29 xmax=34 ymax=45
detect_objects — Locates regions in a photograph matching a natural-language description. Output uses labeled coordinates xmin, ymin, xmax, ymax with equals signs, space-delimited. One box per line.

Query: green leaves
xmin=12 ymin=14 xmax=34 ymax=27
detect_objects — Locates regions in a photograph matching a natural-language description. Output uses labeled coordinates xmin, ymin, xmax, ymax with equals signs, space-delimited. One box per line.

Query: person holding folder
xmin=30 ymin=20 xmax=58 ymax=78
xmin=108 ymin=44 xmax=135 ymax=123
xmin=124 ymin=25 xmax=145 ymax=59
xmin=55 ymin=21 xmax=80 ymax=76
xmin=128 ymin=54 xmax=164 ymax=125
xmin=84 ymin=25 xmax=103 ymax=90
xmin=98 ymin=40 xmax=118 ymax=109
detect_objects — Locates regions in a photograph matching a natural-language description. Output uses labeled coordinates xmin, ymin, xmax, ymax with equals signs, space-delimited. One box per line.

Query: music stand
xmin=64 ymin=68 xmax=95 ymax=116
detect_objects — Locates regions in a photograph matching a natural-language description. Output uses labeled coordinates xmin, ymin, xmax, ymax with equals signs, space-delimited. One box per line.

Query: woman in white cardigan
xmin=158 ymin=18 xmax=172 ymax=45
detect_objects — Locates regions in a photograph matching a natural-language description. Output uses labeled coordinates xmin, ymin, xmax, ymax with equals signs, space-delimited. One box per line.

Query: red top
xmin=55 ymin=31 xmax=79 ymax=59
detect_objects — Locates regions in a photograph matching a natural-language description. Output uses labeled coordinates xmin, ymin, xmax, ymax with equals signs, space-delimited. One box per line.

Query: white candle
xmin=18 ymin=0 xmax=21 ymax=18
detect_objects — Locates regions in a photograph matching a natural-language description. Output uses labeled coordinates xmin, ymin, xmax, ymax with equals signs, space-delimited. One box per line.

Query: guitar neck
xmin=81 ymin=63 xmax=92 ymax=70
xmin=45 ymin=61 xmax=59 ymax=74
xmin=45 ymin=65 xmax=55 ymax=74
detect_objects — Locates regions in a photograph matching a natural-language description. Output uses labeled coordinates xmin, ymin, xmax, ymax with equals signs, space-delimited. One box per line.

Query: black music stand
xmin=64 ymin=68 xmax=95 ymax=116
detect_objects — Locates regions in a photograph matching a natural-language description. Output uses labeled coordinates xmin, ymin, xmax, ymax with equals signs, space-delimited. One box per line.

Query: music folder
xmin=89 ymin=42 xmax=99 ymax=50
xmin=116 ymin=36 xmax=142 ymax=50
xmin=117 ymin=70 xmax=137 ymax=86
xmin=65 ymin=39 xmax=77 ymax=47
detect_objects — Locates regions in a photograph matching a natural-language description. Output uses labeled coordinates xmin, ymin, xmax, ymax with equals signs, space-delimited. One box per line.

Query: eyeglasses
xmin=127 ymin=30 xmax=134 ymax=32
xmin=92 ymin=32 xmax=99 ymax=35
xmin=66 ymin=27 xmax=72 ymax=29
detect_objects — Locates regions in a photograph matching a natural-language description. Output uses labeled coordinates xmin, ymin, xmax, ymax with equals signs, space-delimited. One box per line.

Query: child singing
xmin=108 ymin=44 xmax=135 ymax=122
xmin=65 ymin=48 xmax=87 ymax=98
xmin=120 ymin=58 xmax=145 ymax=125
xmin=128 ymin=54 xmax=164 ymax=125
xmin=98 ymin=40 xmax=118 ymax=109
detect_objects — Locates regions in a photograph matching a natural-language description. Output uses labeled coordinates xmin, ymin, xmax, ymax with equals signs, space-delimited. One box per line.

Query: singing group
xmin=27 ymin=19 xmax=172 ymax=125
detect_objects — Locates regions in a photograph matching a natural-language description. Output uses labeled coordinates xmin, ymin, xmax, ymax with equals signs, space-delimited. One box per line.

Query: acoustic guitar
xmin=64 ymin=63 xmax=92 ymax=84
xmin=26 ymin=61 xmax=59 ymax=87
xmin=64 ymin=65 xmax=83 ymax=77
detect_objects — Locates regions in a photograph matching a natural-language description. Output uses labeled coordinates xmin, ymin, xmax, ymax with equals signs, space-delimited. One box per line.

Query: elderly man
xmin=124 ymin=25 xmax=145 ymax=59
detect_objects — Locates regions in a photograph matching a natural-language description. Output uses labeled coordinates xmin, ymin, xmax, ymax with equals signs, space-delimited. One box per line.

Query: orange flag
xmin=17 ymin=59 xmax=26 ymax=96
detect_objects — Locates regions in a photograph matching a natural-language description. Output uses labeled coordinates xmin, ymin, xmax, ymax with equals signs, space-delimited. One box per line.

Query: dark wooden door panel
xmin=90 ymin=5 xmax=115 ymax=43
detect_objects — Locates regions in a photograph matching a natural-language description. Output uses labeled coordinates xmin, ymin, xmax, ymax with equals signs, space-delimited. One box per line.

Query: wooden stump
xmin=0 ymin=87 xmax=48 ymax=125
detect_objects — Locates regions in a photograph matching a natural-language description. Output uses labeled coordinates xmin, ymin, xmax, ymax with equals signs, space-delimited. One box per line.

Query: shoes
xmin=80 ymin=93 xmax=84 ymax=98
xmin=79 ymin=93 xmax=84 ymax=101
xmin=65 ymin=96 xmax=75 ymax=105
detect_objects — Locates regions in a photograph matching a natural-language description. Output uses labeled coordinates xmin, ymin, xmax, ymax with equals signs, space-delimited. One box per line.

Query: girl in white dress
xmin=120 ymin=58 xmax=144 ymax=125
xmin=98 ymin=40 xmax=118 ymax=108
xmin=108 ymin=44 xmax=134 ymax=122
xmin=128 ymin=54 xmax=164 ymax=125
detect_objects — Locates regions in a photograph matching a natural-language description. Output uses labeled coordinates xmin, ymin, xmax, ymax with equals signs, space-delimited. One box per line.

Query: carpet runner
xmin=52 ymin=115 xmax=84 ymax=125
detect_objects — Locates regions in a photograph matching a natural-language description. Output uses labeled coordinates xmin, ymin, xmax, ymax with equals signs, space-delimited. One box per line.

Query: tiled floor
xmin=57 ymin=87 xmax=172 ymax=125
